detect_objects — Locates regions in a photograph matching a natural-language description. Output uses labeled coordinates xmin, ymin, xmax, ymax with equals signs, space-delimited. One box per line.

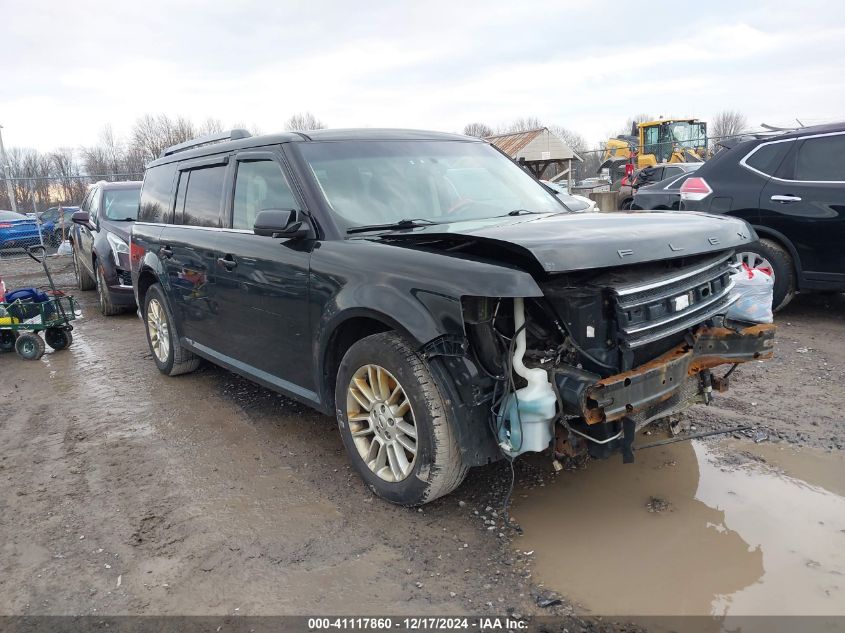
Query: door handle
xmin=159 ymin=245 xmax=173 ymax=258
xmin=217 ymin=255 xmax=238 ymax=270
xmin=771 ymin=194 xmax=802 ymax=203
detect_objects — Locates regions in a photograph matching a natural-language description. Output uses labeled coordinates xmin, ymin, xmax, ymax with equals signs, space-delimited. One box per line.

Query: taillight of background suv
xmin=680 ymin=177 xmax=713 ymax=202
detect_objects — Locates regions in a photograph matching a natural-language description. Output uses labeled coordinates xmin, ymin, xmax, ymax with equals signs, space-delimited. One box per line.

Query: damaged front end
xmin=462 ymin=250 xmax=776 ymax=464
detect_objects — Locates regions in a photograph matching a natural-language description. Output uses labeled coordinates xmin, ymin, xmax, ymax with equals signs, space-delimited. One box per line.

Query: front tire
xmin=73 ymin=247 xmax=95 ymax=291
xmin=15 ymin=333 xmax=45 ymax=360
xmin=335 ymin=331 xmax=468 ymax=506
xmin=737 ymin=238 xmax=796 ymax=311
xmin=96 ymin=265 xmax=123 ymax=316
xmin=143 ymin=283 xmax=200 ymax=376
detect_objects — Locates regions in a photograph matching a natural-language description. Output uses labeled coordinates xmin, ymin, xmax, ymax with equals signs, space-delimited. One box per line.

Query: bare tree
xmin=548 ymin=125 xmax=587 ymax=155
xmin=463 ymin=122 xmax=493 ymax=138
xmin=285 ymin=112 xmax=326 ymax=131
xmin=130 ymin=114 xmax=198 ymax=163
xmin=197 ymin=117 xmax=224 ymax=136
xmin=617 ymin=113 xmax=654 ymax=137
xmin=497 ymin=116 xmax=544 ymax=134
xmin=710 ymin=110 xmax=748 ymax=142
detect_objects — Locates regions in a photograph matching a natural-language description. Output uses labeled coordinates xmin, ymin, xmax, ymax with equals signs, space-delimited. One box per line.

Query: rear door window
xmin=232 ymin=160 xmax=298 ymax=230
xmin=794 ymin=134 xmax=845 ymax=181
xmin=178 ymin=165 xmax=226 ymax=228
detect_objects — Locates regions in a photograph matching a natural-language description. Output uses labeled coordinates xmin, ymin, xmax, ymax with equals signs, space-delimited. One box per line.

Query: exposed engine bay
xmin=461 ymin=249 xmax=776 ymax=463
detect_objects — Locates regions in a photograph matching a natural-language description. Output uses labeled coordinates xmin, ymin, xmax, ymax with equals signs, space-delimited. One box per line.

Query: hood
xmin=102 ymin=220 xmax=133 ymax=242
xmin=374 ymin=211 xmax=756 ymax=273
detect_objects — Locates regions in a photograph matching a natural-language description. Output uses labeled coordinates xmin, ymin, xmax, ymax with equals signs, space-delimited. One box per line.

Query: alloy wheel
xmin=346 ymin=364 xmax=417 ymax=482
xmin=146 ymin=298 xmax=170 ymax=363
xmin=736 ymin=251 xmax=775 ymax=278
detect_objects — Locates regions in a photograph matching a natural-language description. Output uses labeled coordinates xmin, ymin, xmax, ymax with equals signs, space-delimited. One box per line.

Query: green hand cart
xmin=0 ymin=245 xmax=79 ymax=361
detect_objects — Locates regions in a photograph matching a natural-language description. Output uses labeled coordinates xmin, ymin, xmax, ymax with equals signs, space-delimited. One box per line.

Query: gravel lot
xmin=1 ymin=255 xmax=842 ymax=626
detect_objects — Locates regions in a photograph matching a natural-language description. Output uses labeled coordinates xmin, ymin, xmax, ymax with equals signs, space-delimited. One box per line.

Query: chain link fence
xmin=0 ymin=173 xmax=142 ymax=261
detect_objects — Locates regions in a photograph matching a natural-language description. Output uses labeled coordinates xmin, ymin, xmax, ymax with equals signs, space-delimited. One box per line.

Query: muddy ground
xmin=1 ymin=256 xmax=843 ymax=627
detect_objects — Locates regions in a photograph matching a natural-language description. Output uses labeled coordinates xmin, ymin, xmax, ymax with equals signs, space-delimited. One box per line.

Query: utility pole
xmin=0 ymin=124 xmax=18 ymax=213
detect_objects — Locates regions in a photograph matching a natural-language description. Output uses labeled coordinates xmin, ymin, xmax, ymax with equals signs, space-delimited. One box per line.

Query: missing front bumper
xmin=554 ymin=323 xmax=776 ymax=426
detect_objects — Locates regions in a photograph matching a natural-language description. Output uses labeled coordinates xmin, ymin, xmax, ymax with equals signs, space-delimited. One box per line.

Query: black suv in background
xmin=681 ymin=122 xmax=845 ymax=309
xmin=71 ymin=180 xmax=142 ymax=315
xmin=130 ymin=128 xmax=774 ymax=505
xmin=617 ymin=162 xmax=700 ymax=210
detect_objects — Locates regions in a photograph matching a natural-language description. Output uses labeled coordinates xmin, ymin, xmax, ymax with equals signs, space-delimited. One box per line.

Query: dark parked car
xmin=0 ymin=210 xmax=40 ymax=251
xmin=38 ymin=206 xmax=79 ymax=246
xmin=681 ymin=122 xmax=845 ymax=309
xmin=131 ymin=129 xmax=775 ymax=505
xmin=618 ymin=162 xmax=701 ymax=209
xmin=631 ymin=171 xmax=698 ymax=210
xmin=71 ymin=181 xmax=142 ymax=315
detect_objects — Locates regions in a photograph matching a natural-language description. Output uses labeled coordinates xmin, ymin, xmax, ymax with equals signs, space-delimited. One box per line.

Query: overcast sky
xmin=1 ymin=0 xmax=843 ymax=152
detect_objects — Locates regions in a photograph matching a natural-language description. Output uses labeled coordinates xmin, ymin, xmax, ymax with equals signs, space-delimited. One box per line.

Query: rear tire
xmin=335 ymin=331 xmax=468 ymax=506
xmin=0 ymin=330 xmax=18 ymax=353
xmin=143 ymin=283 xmax=200 ymax=376
xmin=15 ymin=333 xmax=45 ymax=360
xmin=45 ymin=327 xmax=73 ymax=350
xmin=73 ymin=247 xmax=95 ymax=291
xmin=737 ymin=239 xmax=796 ymax=311
xmin=620 ymin=198 xmax=633 ymax=210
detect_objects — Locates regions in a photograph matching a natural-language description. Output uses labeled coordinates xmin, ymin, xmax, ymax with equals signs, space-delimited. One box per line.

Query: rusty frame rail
xmin=582 ymin=324 xmax=775 ymax=424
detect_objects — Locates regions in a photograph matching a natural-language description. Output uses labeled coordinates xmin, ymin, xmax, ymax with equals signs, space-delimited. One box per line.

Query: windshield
xmin=103 ymin=188 xmax=140 ymax=220
xmin=298 ymin=140 xmax=565 ymax=231
xmin=668 ymin=122 xmax=706 ymax=148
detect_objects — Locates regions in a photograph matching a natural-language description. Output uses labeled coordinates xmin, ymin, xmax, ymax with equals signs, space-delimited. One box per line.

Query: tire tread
xmin=355 ymin=332 xmax=468 ymax=505
xmin=760 ymin=238 xmax=796 ymax=311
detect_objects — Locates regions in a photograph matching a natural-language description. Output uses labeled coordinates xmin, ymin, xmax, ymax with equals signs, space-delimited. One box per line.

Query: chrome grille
xmin=613 ymin=253 xmax=738 ymax=348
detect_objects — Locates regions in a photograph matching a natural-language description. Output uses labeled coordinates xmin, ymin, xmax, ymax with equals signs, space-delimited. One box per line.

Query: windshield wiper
xmin=112 ymin=217 xmax=136 ymax=222
xmin=347 ymin=218 xmax=438 ymax=234
xmin=505 ymin=209 xmax=542 ymax=216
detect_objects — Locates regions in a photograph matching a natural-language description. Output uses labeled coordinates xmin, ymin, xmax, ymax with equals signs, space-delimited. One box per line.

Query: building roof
xmin=485 ymin=127 xmax=582 ymax=162
xmin=485 ymin=128 xmax=546 ymax=155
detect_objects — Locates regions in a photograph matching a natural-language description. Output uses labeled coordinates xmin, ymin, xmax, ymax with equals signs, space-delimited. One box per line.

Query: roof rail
xmin=160 ymin=129 xmax=252 ymax=158
xmin=760 ymin=122 xmax=804 ymax=132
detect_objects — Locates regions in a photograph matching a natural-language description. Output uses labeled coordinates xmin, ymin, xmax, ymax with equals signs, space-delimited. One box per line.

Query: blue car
xmin=0 ymin=210 xmax=41 ymax=251
xmin=38 ymin=206 xmax=79 ymax=246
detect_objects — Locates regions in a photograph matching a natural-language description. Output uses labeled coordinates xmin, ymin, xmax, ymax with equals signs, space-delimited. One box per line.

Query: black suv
xmin=131 ymin=129 xmax=775 ymax=505
xmin=680 ymin=122 xmax=845 ymax=309
xmin=71 ymin=180 xmax=142 ymax=315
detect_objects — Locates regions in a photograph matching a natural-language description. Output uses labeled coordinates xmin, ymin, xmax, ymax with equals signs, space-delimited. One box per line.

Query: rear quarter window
xmin=795 ymin=134 xmax=845 ymax=181
xmin=139 ymin=163 xmax=177 ymax=223
xmin=744 ymin=141 xmax=793 ymax=176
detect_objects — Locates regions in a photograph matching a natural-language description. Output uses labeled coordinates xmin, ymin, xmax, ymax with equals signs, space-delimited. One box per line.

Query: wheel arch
xmin=136 ymin=266 xmax=160 ymax=313
xmin=319 ymin=309 xmax=418 ymax=414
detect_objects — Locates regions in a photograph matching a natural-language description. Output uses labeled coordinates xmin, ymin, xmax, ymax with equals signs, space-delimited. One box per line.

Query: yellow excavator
xmin=602 ymin=118 xmax=708 ymax=172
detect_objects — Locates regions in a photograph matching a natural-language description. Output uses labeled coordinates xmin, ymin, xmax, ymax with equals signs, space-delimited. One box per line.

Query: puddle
xmin=513 ymin=440 xmax=845 ymax=616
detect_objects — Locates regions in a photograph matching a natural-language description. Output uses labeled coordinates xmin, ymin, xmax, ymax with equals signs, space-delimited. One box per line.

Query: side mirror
xmin=71 ymin=211 xmax=94 ymax=230
xmin=253 ymin=209 xmax=310 ymax=239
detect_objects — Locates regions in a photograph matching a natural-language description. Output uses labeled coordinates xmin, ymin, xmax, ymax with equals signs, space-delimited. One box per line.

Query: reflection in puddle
xmin=513 ymin=440 xmax=845 ymax=616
